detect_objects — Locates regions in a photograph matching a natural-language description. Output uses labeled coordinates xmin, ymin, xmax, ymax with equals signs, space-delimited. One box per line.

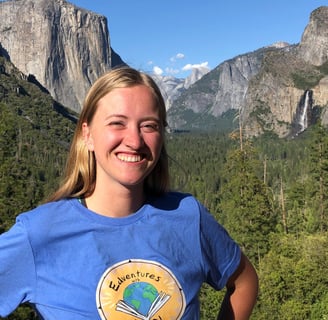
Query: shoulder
xmin=146 ymin=192 xmax=207 ymax=225
xmin=149 ymin=191 xmax=201 ymax=211
xmin=16 ymin=199 xmax=79 ymax=238
xmin=18 ymin=198 xmax=76 ymax=223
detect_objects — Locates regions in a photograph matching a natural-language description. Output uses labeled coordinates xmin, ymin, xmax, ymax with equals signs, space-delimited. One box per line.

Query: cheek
xmin=148 ymin=134 xmax=163 ymax=156
xmin=92 ymin=132 xmax=120 ymax=154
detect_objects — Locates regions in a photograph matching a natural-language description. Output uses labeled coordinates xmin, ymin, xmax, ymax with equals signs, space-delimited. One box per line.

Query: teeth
xmin=117 ymin=154 xmax=142 ymax=162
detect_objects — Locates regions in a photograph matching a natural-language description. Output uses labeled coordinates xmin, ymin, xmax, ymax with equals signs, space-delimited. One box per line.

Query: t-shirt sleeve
xmin=199 ymin=203 xmax=241 ymax=290
xmin=0 ymin=218 xmax=36 ymax=317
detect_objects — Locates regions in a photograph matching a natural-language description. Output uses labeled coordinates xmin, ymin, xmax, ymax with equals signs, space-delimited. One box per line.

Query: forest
xmin=1 ymin=60 xmax=328 ymax=319
xmin=168 ymin=128 xmax=328 ymax=319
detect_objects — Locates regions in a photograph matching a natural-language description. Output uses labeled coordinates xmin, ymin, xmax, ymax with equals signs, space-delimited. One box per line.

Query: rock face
xmin=298 ymin=6 xmax=328 ymax=66
xmin=0 ymin=0 xmax=125 ymax=111
xmin=209 ymin=52 xmax=266 ymax=117
xmin=168 ymin=6 xmax=328 ymax=137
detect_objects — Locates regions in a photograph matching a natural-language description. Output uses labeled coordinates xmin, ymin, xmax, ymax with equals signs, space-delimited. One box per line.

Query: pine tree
xmin=307 ymin=125 xmax=328 ymax=232
xmin=219 ymin=140 xmax=277 ymax=263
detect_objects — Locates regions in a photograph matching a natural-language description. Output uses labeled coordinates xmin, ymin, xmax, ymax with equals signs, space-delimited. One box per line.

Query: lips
xmin=116 ymin=153 xmax=143 ymax=163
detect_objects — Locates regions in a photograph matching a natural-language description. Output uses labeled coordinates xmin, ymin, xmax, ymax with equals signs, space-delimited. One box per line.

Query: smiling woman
xmin=0 ymin=66 xmax=258 ymax=320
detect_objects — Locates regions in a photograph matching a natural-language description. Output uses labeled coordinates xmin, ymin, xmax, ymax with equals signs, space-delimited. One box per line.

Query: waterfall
xmin=299 ymin=90 xmax=310 ymax=132
xmin=292 ymin=90 xmax=313 ymax=136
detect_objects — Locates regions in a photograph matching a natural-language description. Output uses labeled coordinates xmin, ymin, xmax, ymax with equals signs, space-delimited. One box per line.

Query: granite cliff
xmin=168 ymin=6 xmax=328 ymax=137
xmin=0 ymin=0 xmax=125 ymax=112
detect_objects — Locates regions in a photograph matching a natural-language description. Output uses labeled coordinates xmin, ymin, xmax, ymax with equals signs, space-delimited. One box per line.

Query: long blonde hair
xmin=48 ymin=67 xmax=169 ymax=201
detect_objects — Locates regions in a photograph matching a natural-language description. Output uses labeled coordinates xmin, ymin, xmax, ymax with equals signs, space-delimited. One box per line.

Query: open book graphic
xmin=116 ymin=291 xmax=171 ymax=320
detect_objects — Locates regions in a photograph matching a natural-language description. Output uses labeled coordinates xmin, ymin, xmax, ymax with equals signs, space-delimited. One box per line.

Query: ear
xmin=82 ymin=122 xmax=94 ymax=151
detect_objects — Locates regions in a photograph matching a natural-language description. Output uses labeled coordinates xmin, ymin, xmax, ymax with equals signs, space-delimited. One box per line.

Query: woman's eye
xmin=108 ymin=121 xmax=125 ymax=128
xmin=141 ymin=123 xmax=160 ymax=132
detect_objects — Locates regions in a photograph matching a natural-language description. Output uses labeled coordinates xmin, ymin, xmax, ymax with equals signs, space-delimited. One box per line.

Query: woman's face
xmin=82 ymin=85 xmax=163 ymax=192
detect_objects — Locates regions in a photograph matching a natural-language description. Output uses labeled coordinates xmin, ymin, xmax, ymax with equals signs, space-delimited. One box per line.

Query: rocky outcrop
xmin=209 ymin=52 xmax=266 ymax=117
xmin=298 ymin=6 xmax=328 ymax=66
xmin=0 ymin=0 xmax=125 ymax=112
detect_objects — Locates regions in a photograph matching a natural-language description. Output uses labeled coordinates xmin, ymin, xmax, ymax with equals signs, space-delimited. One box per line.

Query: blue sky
xmin=71 ymin=0 xmax=326 ymax=78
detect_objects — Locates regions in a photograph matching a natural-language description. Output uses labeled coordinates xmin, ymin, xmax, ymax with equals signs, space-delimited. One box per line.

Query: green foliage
xmin=311 ymin=292 xmax=328 ymax=319
xmin=218 ymin=141 xmax=276 ymax=263
xmin=0 ymin=59 xmax=76 ymax=231
xmin=199 ymin=284 xmax=225 ymax=320
xmin=256 ymin=233 xmax=328 ymax=319
xmin=167 ymin=130 xmax=328 ymax=319
xmin=306 ymin=125 xmax=328 ymax=231
xmin=6 ymin=304 xmax=38 ymax=320
xmin=291 ymin=69 xmax=324 ymax=90
xmin=167 ymin=132 xmax=232 ymax=213
xmin=317 ymin=60 xmax=328 ymax=75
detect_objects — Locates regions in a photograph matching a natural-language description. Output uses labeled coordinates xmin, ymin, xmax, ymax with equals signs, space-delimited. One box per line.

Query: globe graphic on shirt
xmin=123 ymin=282 xmax=159 ymax=316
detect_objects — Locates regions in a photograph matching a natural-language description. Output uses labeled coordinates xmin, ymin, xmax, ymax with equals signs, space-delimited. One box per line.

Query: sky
xmin=70 ymin=0 xmax=326 ymax=78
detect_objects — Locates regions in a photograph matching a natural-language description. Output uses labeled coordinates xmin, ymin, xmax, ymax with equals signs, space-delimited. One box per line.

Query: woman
xmin=0 ymin=67 xmax=258 ymax=319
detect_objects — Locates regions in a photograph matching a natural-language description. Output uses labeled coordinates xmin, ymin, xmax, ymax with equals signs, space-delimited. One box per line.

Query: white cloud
xmin=153 ymin=66 xmax=163 ymax=75
xmin=170 ymin=53 xmax=185 ymax=62
xmin=182 ymin=61 xmax=210 ymax=71
xmin=149 ymin=57 xmax=210 ymax=78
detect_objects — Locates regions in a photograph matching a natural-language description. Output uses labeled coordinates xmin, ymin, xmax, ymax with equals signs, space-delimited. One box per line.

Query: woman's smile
xmin=116 ymin=153 xmax=143 ymax=163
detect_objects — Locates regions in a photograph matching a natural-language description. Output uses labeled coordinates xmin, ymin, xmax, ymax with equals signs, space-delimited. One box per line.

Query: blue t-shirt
xmin=0 ymin=192 xmax=240 ymax=319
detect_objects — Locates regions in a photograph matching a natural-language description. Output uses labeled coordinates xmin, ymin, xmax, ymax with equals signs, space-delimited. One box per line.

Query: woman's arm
xmin=217 ymin=252 xmax=259 ymax=320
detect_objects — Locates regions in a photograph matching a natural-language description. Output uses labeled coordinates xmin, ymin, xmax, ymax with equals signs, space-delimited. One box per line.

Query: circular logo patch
xmin=96 ymin=259 xmax=186 ymax=320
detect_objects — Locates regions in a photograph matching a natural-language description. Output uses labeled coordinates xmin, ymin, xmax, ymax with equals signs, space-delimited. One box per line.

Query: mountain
xmin=152 ymin=66 xmax=210 ymax=110
xmin=167 ymin=6 xmax=328 ymax=137
xmin=0 ymin=0 xmax=125 ymax=112
xmin=167 ymin=45 xmax=281 ymax=131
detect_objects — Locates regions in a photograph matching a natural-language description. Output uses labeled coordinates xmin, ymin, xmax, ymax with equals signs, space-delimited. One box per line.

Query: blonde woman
xmin=0 ymin=67 xmax=258 ymax=320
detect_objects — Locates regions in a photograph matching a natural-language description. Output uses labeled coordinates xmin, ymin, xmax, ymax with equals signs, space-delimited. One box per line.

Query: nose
xmin=124 ymin=125 xmax=145 ymax=149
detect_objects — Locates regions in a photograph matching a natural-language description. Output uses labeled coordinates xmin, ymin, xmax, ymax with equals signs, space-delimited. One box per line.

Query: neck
xmin=84 ymin=184 xmax=145 ymax=218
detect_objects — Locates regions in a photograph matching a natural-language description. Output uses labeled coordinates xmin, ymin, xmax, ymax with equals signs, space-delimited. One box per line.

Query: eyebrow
xmin=105 ymin=114 xmax=160 ymax=122
xmin=105 ymin=114 xmax=127 ymax=120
